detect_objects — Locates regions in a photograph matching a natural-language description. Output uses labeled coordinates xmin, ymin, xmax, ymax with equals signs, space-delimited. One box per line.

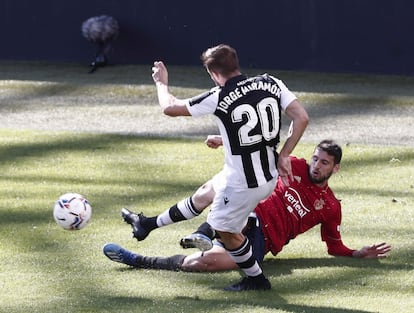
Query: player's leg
xmin=218 ymin=231 xmax=270 ymax=291
xmin=179 ymin=212 xmax=261 ymax=252
xmin=178 ymin=173 xmax=225 ymax=250
xmin=103 ymin=243 xmax=236 ymax=272
xmin=207 ymin=177 xmax=276 ymax=291
xmin=122 ymin=180 xmax=215 ymax=241
xmin=181 ymin=245 xmax=238 ymax=271
xmin=179 ymin=221 xmax=216 ymax=251
xmin=103 ymin=243 xmax=185 ymax=270
xmin=181 ymin=218 xmax=266 ymax=272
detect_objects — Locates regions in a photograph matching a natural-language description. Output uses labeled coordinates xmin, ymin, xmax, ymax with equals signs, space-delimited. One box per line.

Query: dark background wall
xmin=1 ymin=0 xmax=413 ymax=75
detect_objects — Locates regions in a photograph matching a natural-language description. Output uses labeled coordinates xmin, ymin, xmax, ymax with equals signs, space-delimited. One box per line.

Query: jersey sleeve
xmin=320 ymin=203 xmax=356 ymax=257
xmin=324 ymin=238 xmax=355 ymax=257
xmin=268 ymin=75 xmax=297 ymax=111
xmin=186 ymin=88 xmax=219 ymax=117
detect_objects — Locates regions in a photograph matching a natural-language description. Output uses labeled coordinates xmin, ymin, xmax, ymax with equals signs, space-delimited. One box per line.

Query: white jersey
xmin=187 ymin=74 xmax=296 ymax=189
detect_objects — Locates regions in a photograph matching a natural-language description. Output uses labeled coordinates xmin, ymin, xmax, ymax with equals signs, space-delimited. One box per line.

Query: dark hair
xmin=200 ymin=44 xmax=240 ymax=77
xmin=316 ymin=140 xmax=342 ymax=164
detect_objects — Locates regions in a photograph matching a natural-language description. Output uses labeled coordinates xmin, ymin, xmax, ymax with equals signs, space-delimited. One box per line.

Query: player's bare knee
xmin=192 ymin=181 xmax=214 ymax=211
xmin=181 ymin=252 xmax=210 ymax=272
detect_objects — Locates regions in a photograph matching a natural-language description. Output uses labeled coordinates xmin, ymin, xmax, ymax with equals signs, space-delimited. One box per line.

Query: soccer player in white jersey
xmin=124 ymin=44 xmax=308 ymax=291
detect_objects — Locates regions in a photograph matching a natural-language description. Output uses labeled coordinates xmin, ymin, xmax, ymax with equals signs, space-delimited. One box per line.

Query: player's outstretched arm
xmin=151 ymin=61 xmax=190 ymax=117
xmin=277 ymin=100 xmax=309 ymax=186
xmin=352 ymin=242 xmax=392 ymax=259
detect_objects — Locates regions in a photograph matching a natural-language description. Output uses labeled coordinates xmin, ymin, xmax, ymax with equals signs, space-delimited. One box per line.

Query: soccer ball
xmin=53 ymin=193 xmax=92 ymax=230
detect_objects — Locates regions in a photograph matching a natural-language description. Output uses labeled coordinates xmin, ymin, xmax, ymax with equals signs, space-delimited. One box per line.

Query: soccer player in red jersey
xmin=104 ymin=139 xmax=391 ymax=277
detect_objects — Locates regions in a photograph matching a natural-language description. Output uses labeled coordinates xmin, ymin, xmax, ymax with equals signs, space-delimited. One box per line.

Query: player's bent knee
xmin=192 ymin=181 xmax=215 ymax=211
xmin=181 ymin=247 xmax=237 ymax=272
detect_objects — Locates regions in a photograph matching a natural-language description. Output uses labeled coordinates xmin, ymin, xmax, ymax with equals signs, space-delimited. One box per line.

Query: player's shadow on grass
xmin=96 ymin=292 xmax=372 ymax=313
xmin=262 ymin=256 xmax=412 ymax=276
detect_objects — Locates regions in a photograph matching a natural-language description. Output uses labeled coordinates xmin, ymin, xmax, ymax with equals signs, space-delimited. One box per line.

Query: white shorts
xmin=207 ymin=172 xmax=277 ymax=233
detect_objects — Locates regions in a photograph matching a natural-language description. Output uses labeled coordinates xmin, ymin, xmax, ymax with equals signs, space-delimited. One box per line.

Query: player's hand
xmin=152 ymin=61 xmax=168 ymax=85
xmin=277 ymin=154 xmax=293 ymax=186
xmin=205 ymin=135 xmax=223 ymax=149
xmin=356 ymin=242 xmax=392 ymax=258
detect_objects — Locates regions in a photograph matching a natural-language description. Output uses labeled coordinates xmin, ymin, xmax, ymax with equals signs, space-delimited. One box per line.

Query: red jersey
xmin=254 ymin=156 xmax=355 ymax=257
